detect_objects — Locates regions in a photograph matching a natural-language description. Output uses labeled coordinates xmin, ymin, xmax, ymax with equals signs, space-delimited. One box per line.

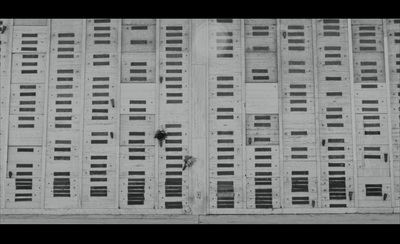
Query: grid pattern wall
xmin=0 ymin=19 xmax=399 ymax=214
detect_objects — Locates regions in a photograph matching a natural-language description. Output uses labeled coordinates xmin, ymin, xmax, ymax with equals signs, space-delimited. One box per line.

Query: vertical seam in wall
xmin=78 ymin=19 xmax=87 ymax=209
xmin=277 ymin=19 xmax=285 ymax=209
xmin=240 ymin=18 xmax=247 ymax=210
xmin=205 ymin=19 xmax=210 ymax=215
xmin=0 ymin=19 xmax=3 ymax=209
xmin=154 ymin=18 xmax=160 ymax=209
xmin=188 ymin=19 xmax=193 ymax=212
xmin=312 ymin=19 xmax=322 ymax=208
xmin=115 ymin=18 xmax=122 ymax=210
xmin=40 ymin=19 xmax=52 ymax=209
xmin=382 ymin=19 xmax=396 ymax=209
xmin=347 ymin=19 xmax=359 ymax=209
xmin=189 ymin=19 xmax=193 ymax=211
xmin=0 ymin=19 xmax=13 ymax=209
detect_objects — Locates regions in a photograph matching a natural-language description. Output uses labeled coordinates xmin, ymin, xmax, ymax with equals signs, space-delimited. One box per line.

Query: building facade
xmin=0 ymin=19 xmax=399 ymax=214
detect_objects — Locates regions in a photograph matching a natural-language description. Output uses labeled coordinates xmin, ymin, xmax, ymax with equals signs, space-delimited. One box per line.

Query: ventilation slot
xmin=15 ymin=193 xmax=32 ymax=202
xmin=291 ymin=177 xmax=309 ymax=192
xmin=292 ymin=196 xmax=310 ymax=205
xmin=53 ymin=177 xmax=71 ymax=197
xmin=328 ymin=177 xmax=346 ymax=200
xmin=90 ymin=186 xmax=107 ymax=197
xmin=127 ymin=178 xmax=145 ymax=205
xmin=165 ymin=201 xmax=183 ymax=209
xmin=255 ymin=188 xmax=273 ymax=209
xmin=216 ymin=181 xmax=234 ymax=208
xmin=15 ymin=179 xmax=33 ymax=190
xmin=165 ymin=178 xmax=182 ymax=197
xmin=365 ymin=184 xmax=382 ymax=196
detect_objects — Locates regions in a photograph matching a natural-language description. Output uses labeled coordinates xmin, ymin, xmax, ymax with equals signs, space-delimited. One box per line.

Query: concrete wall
xmin=0 ymin=19 xmax=399 ymax=214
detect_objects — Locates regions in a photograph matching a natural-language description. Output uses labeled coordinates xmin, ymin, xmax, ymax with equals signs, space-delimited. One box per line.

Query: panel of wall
xmin=244 ymin=19 xmax=280 ymax=210
xmin=119 ymin=19 xmax=157 ymax=209
xmin=351 ymin=19 xmax=392 ymax=208
xmin=0 ymin=19 xmax=10 ymax=209
xmin=386 ymin=19 xmax=400 ymax=208
xmin=158 ymin=19 xmax=190 ymax=211
xmin=82 ymin=19 xmax=119 ymax=209
xmin=208 ymin=19 xmax=244 ymax=211
xmin=316 ymin=19 xmax=355 ymax=208
xmin=280 ymin=19 xmax=318 ymax=209
xmin=4 ymin=21 xmax=49 ymax=208
xmin=44 ymin=19 xmax=84 ymax=209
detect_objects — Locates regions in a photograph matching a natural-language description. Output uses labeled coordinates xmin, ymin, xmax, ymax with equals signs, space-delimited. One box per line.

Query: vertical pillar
xmin=243 ymin=19 xmax=280 ymax=211
xmin=5 ymin=19 xmax=49 ymax=209
xmin=316 ymin=19 xmax=355 ymax=209
xmin=158 ymin=19 xmax=191 ymax=212
xmin=82 ymin=19 xmax=119 ymax=209
xmin=280 ymin=19 xmax=317 ymax=210
xmin=348 ymin=19 xmax=360 ymax=209
xmin=208 ymin=19 xmax=243 ymax=213
xmin=383 ymin=19 xmax=400 ymax=210
xmin=312 ymin=19 xmax=322 ymax=209
xmin=44 ymin=19 xmax=84 ymax=209
xmin=351 ymin=19 xmax=392 ymax=210
xmin=119 ymin=18 xmax=157 ymax=210
xmin=189 ymin=19 xmax=208 ymax=215
xmin=0 ymin=19 xmax=13 ymax=209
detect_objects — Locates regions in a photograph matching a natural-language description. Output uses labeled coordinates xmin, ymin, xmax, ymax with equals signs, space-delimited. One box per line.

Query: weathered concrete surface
xmin=198 ymin=214 xmax=400 ymax=224
xmin=0 ymin=214 xmax=399 ymax=224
